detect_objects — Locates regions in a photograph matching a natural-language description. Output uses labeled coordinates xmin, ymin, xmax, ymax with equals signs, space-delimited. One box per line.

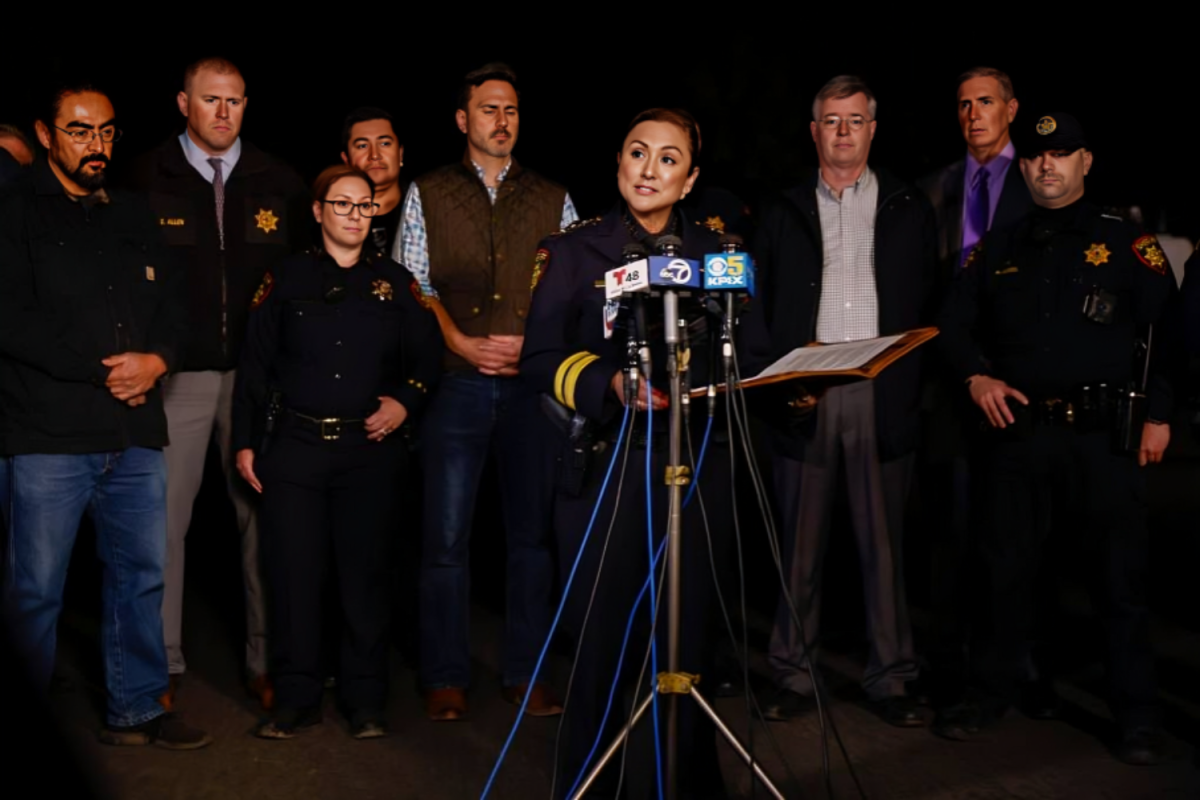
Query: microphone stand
xmin=572 ymin=243 xmax=785 ymax=800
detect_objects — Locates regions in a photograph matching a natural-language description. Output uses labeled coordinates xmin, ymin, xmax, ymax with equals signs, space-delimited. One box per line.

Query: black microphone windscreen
xmin=622 ymin=243 xmax=648 ymax=262
xmin=718 ymin=233 xmax=744 ymax=248
xmin=655 ymin=235 xmax=683 ymax=254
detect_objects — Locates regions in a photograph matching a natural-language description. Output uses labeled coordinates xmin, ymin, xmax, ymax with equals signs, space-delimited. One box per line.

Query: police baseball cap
xmin=1015 ymin=112 xmax=1089 ymax=158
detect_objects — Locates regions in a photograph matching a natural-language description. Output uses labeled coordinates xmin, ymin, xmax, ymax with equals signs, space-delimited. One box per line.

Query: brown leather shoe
xmin=159 ymin=675 xmax=181 ymax=712
xmin=501 ymin=682 xmax=563 ymax=717
xmin=248 ymin=674 xmax=275 ymax=712
xmin=425 ymin=687 xmax=468 ymax=721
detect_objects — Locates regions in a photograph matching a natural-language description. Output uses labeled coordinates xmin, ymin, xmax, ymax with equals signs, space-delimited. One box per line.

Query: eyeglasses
xmin=54 ymin=125 xmax=122 ymax=144
xmin=320 ymin=199 xmax=379 ymax=217
xmin=817 ymin=115 xmax=870 ymax=132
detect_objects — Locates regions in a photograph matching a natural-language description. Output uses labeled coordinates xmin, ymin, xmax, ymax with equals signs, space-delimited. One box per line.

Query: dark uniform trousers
xmin=259 ymin=420 xmax=407 ymax=713
xmin=554 ymin=418 xmax=732 ymax=800
xmin=976 ymin=426 xmax=1157 ymax=729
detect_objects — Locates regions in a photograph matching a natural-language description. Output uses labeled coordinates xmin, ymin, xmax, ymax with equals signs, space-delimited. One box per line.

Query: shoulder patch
xmin=962 ymin=243 xmax=983 ymax=270
xmin=1132 ymin=234 xmax=1168 ymax=275
xmin=531 ymin=248 xmax=550 ymax=292
xmin=552 ymin=216 xmax=602 ymax=237
xmin=250 ymin=272 xmax=274 ymax=309
xmin=409 ymin=279 xmax=434 ymax=310
xmin=699 ymin=215 xmax=726 ymax=234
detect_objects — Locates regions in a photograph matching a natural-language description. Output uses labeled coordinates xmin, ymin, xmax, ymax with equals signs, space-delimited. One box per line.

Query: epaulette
xmin=551 ymin=217 xmax=602 ymax=236
xmin=697 ymin=215 xmax=726 ymax=234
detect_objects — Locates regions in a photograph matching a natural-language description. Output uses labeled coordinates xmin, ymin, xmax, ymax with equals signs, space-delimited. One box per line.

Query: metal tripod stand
xmin=570 ymin=284 xmax=785 ymax=800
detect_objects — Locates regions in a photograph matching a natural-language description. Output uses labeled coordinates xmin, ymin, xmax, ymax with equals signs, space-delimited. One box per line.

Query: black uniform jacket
xmin=751 ymin=167 xmax=937 ymax=461
xmin=232 ymin=250 xmax=443 ymax=452
xmin=521 ymin=207 xmax=744 ymax=427
xmin=937 ymin=201 xmax=1177 ymax=421
xmin=129 ymin=138 xmax=309 ymax=372
xmin=0 ymin=159 xmax=185 ymax=454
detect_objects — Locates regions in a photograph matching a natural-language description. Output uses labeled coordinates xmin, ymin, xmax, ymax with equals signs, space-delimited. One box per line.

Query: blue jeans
xmin=419 ymin=372 xmax=556 ymax=688
xmin=3 ymin=449 xmax=169 ymax=727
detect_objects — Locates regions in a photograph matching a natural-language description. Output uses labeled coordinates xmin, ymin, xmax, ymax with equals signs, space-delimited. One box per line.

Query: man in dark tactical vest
xmin=394 ymin=63 xmax=576 ymax=721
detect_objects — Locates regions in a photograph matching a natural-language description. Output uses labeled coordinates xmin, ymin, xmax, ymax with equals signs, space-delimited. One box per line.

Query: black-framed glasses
xmin=320 ymin=199 xmax=379 ymax=217
xmin=54 ymin=125 xmax=122 ymax=144
xmin=817 ymin=115 xmax=870 ymax=131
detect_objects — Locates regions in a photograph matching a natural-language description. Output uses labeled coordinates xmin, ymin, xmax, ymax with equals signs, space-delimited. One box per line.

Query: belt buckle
xmin=319 ymin=418 xmax=342 ymax=441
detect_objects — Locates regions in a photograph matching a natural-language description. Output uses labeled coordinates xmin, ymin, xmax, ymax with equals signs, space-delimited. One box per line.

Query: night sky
xmin=3 ymin=31 xmax=1194 ymax=240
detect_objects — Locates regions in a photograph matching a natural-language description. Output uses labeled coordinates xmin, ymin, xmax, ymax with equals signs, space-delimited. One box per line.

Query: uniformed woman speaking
xmin=522 ymin=109 xmax=736 ymax=799
xmin=233 ymin=164 xmax=441 ymax=740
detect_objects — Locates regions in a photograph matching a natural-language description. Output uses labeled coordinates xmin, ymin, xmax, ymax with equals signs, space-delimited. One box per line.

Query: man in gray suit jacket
xmin=917 ymin=66 xmax=1034 ymax=735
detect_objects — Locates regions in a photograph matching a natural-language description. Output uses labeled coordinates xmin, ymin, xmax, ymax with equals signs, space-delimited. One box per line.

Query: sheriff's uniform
xmin=232 ymin=249 xmax=441 ymax=724
xmin=936 ymin=114 xmax=1177 ymax=748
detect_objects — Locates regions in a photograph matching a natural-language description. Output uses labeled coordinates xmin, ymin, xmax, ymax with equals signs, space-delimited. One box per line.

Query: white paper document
xmin=751 ymin=334 xmax=906 ymax=379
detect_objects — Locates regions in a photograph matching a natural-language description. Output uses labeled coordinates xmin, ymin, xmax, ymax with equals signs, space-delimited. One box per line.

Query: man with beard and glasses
xmin=0 ymin=83 xmax=209 ymax=749
xmin=394 ymin=62 xmax=575 ymax=721
xmin=130 ymin=57 xmax=309 ymax=712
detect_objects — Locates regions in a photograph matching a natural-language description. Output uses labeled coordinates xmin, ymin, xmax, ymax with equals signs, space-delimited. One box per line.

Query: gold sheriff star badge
xmin=1084 ymin=243 xmax=1111 ymax=266
xmin=371 ymin=278 xmax=394 ymax=301
xmin=255 ymin=208 xmax=280 ymax=234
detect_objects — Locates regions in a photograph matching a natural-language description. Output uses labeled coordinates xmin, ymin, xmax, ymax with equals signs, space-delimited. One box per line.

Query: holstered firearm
xmin=1112 ymin=324 xmax=1152 ymax=456
xmin=257 ymin=387 xmax=283 ymax=457
xmin=540 ymin=393 xmax=596 ymax=497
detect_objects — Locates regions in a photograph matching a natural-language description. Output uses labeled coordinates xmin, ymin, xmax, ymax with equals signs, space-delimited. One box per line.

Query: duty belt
xmin=285 ymin=409 xmax=366 ymax=441
xmin=1026 ymin=383 xmax=1132 ymax=429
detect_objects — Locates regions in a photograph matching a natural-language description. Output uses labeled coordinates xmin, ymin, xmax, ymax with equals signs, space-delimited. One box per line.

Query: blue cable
xmin=479 ymin=405 xmax=632 ymax=800
xmin=565 ymin=418 xmax=715 ymax=798
xmin=644 ymin=379 xmax=664 ymax=800
xmin=682 ymin=415 xmax=714 ymax=508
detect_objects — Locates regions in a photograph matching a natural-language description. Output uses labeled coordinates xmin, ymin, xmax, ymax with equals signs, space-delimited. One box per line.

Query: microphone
xmin=622 ymin=244 xmax=652 ymax=391
xmin=703 ymin=234 xmax=755 ymax=407
xmin=703 ymin=234 xmax=754 ymax=295
xmin=656 ymin=237 xmax=684 ymax=348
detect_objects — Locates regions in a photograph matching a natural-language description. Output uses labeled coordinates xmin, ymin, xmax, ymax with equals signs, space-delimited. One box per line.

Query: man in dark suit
xmin=755 ymin=76 xmax=936 ymax=727
xmin=916 ymin=67 xmax=1035 ymax=731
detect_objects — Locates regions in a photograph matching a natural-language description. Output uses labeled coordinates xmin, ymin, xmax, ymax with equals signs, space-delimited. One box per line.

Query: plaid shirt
xmin=393 ymin=159 xmax=577 ymax=298
xmin=814 ymin=167 xmax=879 ymax=343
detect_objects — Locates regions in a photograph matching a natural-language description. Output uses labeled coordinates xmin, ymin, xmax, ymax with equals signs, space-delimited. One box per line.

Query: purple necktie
xmin=208 ymin=157 xmax=226 ymax=251
xmin=962 ymin=167 xmax=990 ymax=267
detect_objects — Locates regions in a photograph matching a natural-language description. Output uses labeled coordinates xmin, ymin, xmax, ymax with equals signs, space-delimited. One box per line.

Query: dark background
xmin=2 ymin=33 xmax=1195 ymax=239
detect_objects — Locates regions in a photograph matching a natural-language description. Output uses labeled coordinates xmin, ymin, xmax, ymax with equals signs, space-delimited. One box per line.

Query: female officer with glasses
xmin=232 ymin=164 xmax=442 ymax=739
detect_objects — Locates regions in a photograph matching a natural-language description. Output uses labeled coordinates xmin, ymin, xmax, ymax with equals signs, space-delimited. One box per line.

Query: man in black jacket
xmin=915 ymin=67 xmax=1036 ymax=722
xmin=0 ymin=83 xmax=208 ymax=748
xmin=129 ymin=57 xmax=309 ymax=709
xmin=754 ymin=76 xmax=935 ymax=727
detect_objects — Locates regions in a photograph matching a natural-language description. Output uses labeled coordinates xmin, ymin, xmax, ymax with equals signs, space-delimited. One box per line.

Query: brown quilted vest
xmin=417 ymin=156 xmax=566 ymax=371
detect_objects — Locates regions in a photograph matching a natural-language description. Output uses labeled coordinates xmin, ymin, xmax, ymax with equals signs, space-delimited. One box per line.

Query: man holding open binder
xmin=753 ymin=75 xmax=936 ymax=726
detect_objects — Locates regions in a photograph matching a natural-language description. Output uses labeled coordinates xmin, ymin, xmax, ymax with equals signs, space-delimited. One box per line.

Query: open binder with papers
xmin=690 ymin=326 xmax=938 ymax=397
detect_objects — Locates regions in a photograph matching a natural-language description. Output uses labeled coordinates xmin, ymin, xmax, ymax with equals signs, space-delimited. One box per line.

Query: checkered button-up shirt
xmin=814 ymin=167 xmax=879 ymax=343
xmin=393 ymin=159 xmax=577 ymax=299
